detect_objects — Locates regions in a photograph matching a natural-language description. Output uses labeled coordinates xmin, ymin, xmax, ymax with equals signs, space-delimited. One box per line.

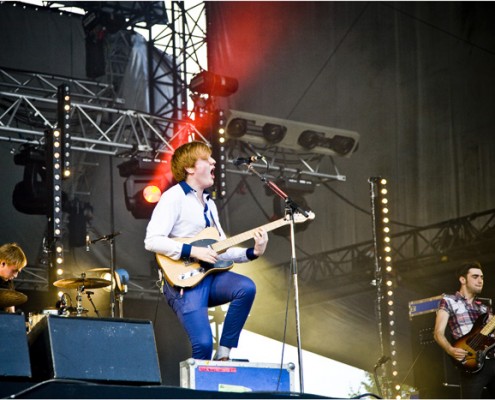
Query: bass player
xmin=434 ymin=261 xmax=495 ymax=398
xmin=144 ymin=141 xmax=268 ymax=361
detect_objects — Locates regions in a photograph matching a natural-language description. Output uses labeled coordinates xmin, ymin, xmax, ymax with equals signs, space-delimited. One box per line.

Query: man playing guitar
xmin=434 ymin=261 xmax=495 ymax=398
xmin=144 ymin=141 xmax=269 ymax=362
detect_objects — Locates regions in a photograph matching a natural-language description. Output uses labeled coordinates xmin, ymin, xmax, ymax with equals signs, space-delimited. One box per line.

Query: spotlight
xmin=123 ymin=176 xmax=164 ymax=219
xmin=189 ymin=71 xmax=238 ymax=97
xmin=298 ymin=130 xmax=357 ymax=156
xmin=262 ymin=123 xmax=286 ymax=144
xmin=227 ymin=118 xmax=248 ymax=138
xmin=226 ymin=114 xmax=287 ymax=145
xmin=118 ymin=157 xmax=171 ymax=219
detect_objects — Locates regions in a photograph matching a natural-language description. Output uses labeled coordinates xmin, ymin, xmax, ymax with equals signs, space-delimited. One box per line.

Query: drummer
xmin=0 ymin=242 xmax=27 ymax=313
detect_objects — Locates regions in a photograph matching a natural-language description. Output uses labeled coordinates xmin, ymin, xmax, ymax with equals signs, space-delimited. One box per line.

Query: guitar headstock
xmin=293 ymin=211 xmax=316 ymax=224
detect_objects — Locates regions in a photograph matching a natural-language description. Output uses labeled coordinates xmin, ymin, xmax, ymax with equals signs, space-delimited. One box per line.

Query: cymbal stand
xmin=241 ymin=162 xmax=310 ymax=394
xmin=116 ymin=292 xmax=124 ymax=318
xmin=76 ymin=285 xmax=85 ymax=316
xmin=85 ymin=291 xmax=100 ymax=317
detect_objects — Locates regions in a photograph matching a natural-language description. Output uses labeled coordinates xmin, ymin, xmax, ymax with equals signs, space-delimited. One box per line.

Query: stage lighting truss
xmin=224 ymin=109 xmax=359 ymax=158
xmin=369 ymin=176 xmax=399 ymax=397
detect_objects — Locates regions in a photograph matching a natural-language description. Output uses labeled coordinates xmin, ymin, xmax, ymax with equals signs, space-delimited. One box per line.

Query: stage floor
xmin=0 ymin=379 xmax=330 ymax=399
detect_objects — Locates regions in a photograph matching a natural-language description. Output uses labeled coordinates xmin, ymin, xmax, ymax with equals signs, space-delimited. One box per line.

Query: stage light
xmin=370 ymin=176 xmax=399 ymax=395
xmin=123 ymin=176 xmax=165 ymax=219
xmin=189 ymin=71 xmax=238 ymax=97
xmin=57 ymin=84 xmax=71 ymax=179
xmin=224 ymin=110 xmax=359 ymax=157
xmin=118 ymin=157 xmax=171 ymax=219
xmin=143 ymin=185 xmax=162 ymax=203
xmin=12 ymin=145 xmax=55 ymax=215
xmin=298 ymin=130 xmax=357 ymax=156
xmin=227 ymin=118 xmax=247 ymax=138
xmin=211 ymin=110 xmax=228 ymax=199
xmin=226 ymin=117 xmax=286 ymax=144
xmin=262 ymin=123 xmax=286 ymax=144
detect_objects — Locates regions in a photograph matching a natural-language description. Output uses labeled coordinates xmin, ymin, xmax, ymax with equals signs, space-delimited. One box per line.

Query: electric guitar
xmin=156 ymin=212 xmax=315 ymax=288
xmin=454 ymin=313 xmax=495 ymax=373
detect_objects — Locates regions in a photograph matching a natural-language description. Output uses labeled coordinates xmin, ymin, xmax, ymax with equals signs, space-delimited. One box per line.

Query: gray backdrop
xmin=1 ymin=1 xmax=495 ymax=390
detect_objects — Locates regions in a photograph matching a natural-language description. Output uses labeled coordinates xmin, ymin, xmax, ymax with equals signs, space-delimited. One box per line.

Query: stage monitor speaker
xmin=28 ymin=315 xmax=161 ymax=384
xmin=410 ymin=313 xmax=460 ymax=399
xmin=0 ymin=313 xmax=31 ymax=378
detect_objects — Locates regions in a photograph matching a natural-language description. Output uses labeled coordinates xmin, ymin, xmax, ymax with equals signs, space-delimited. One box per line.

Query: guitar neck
xmin=481 ymin=315 xmax=495 ymax=336
xmin=212 ymin=218 xmax=289 ymax=253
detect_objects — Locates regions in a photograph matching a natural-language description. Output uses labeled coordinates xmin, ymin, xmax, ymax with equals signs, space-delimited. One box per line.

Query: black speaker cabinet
xmin=28 ymin=315 xmax=161 ymax=384
xmin=0 ymin=313 xmax=31 ymax=378
xmin=410 ymin=313 xmax=460 ymax=399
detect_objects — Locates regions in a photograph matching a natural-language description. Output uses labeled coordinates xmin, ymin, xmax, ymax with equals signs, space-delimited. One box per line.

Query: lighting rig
xmin=370 ymin=177 xmax=399 ymax=399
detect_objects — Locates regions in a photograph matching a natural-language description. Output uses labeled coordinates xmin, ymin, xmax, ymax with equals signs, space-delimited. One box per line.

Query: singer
xmin=144 ymin=141 xmax=269 ymax=361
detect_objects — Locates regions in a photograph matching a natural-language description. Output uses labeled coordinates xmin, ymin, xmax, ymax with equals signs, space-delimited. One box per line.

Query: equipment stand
xmin=242 ymin=162 xmax=313 ymax=393
xmin=88 ymin=232 xmax=121 ymax=318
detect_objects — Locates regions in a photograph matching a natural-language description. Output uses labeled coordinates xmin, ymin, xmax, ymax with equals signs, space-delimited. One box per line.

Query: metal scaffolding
xmin=271 ymin=208 xmax=495 ymax=302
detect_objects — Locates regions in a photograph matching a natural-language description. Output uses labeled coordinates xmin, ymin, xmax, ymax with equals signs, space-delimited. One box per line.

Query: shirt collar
xmin=179 ymin=181 xmax=211 ymax=200
xmin=455 ymin=291 xmax=479 ymax=303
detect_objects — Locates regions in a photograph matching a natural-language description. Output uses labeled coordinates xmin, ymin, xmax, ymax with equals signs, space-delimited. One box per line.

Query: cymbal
xmin=0 ymin=289 xmax=28 ymax=308
xmin=53 ymin=277 xmax=111 ymax=289
xmin=85 ymin=268 xmax=110 ymax=274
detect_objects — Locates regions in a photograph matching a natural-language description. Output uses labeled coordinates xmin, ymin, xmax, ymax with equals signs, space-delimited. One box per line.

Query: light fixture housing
xmin=224 ymin=110 xmax=359 ymax=157
xmin=189 ymin=71 xmax=238 ymax=97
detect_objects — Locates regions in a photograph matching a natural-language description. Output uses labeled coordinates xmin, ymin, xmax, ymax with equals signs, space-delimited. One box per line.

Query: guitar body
xmin=156 ymin=228 xmax=234 ymax=288
xmin=454 ymin=313 xmax=495 ymax=373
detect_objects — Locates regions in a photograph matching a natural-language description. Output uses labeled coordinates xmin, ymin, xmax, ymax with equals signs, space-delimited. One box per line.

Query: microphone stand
xmin=241 ymin=162 xmax=309 ymax=393
xmin=90 ymin=232 xmax=121 ymax=318
xmin=373 ymin=355 xmax=390 ymax=398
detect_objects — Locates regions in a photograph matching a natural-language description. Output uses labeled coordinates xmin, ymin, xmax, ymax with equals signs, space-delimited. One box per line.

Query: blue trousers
xmin=162 ymin=271 xmax=256 ymax=360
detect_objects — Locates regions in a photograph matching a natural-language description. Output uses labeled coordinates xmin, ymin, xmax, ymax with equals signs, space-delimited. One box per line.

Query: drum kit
xmin=1 ymin=271 xmax=113 ymax=317
xmin=53 ymin=271 xmax=112 ymax=317
xmin=0 ymin=267 xmax=128 ymax=333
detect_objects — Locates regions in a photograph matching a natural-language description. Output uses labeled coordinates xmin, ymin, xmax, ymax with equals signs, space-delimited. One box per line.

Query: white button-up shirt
xmin=145 ymin=181 xmax=253 ymax=263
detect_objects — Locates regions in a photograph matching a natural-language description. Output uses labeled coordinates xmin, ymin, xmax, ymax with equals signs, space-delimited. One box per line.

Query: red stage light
xmin=142 ymin=185 xmax=162 ymax=204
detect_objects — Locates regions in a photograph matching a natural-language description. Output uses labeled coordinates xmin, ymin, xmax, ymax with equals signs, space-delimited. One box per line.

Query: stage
xmin=1 ymin=313 xmax=331 ymax=399
xmin=0 ymin=380 xmax=329 ymax=399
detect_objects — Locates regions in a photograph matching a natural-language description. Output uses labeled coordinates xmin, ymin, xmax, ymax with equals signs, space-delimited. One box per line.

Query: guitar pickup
xmin=179 ymin=267 xmax=205 ymax=281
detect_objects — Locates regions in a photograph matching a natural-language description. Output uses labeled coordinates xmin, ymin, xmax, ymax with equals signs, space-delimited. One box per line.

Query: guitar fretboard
xmin=212 ymin=218 xmax=290 ymax=253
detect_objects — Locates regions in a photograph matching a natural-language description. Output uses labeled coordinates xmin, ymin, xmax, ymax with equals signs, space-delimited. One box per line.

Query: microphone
xmin=85 ymin=234 xmax=90 ymax=252
xmin=233 ymin=156 xmax=265 ymax=166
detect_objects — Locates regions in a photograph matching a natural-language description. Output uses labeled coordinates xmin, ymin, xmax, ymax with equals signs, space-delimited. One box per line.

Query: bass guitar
xmin=454 ymin=313 xmax=495 ymax=373
xmin=156 ymin=212 xmax=315 ymax=288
